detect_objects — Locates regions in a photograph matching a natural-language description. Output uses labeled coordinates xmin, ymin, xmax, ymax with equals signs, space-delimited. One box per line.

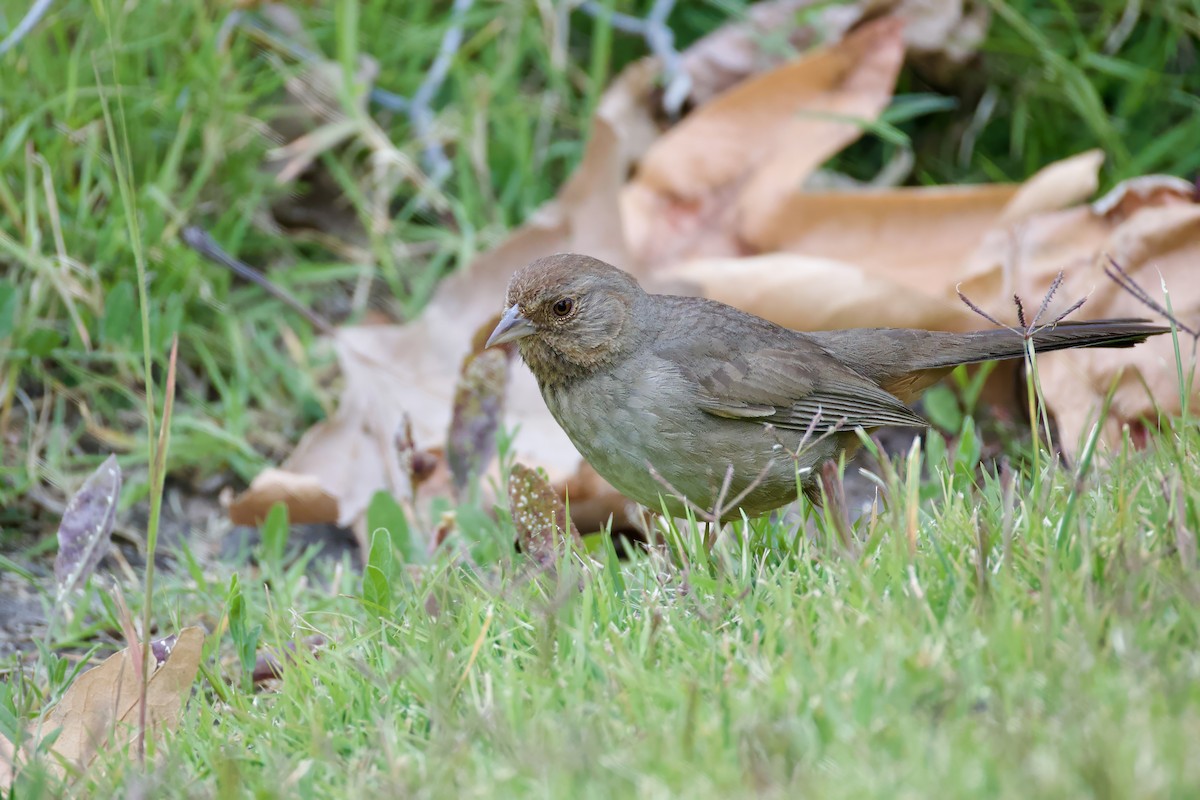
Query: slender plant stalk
xmin=95 ymin=0 xmax=177 ymax=760
xmin=134 ymin=337 xmax=177 ymax=755
xmin=1053 ymin=376 xmax=1118 ymax=550
xmin=1023 ymin=340 xmax=1042 ymax=492
xmin=1163 ymin=286 xmax=1194 ymax=428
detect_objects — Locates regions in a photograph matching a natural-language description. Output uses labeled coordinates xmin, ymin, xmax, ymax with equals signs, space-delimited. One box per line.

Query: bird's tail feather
xmin=909 ymin=319 xmax=1169 ymax=371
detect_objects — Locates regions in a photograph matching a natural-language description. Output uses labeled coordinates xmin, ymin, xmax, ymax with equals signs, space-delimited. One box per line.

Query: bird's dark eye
xmin=552 ymin=297 xmax=574 ymax=317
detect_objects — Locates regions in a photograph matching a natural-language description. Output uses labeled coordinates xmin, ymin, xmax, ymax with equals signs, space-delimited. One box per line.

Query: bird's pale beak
xmin=486 ymin=305 xmax=536 ymax=348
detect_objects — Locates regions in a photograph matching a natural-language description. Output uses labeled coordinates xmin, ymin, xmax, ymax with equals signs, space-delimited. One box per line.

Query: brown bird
xmin=486 ymin=253 xmax=1167 ymax=520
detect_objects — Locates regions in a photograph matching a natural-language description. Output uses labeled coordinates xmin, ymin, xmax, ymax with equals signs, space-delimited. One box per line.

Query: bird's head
xmin=486 ymin=253 xmax=647 ymax=385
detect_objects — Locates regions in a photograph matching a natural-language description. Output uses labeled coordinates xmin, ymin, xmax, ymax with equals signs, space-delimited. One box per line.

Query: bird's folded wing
xmin=687 ymin=346 xmax=927 ymax=433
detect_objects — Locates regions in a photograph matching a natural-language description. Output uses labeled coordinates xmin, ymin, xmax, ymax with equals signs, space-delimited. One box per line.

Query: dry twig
xmin=0 ymin=0 xmax=55 ymax=57
xmin=580 ymin=0 xmax=690 ymax=115
xmin=181 ymin=226 xmax=334 ymax=336
xmin=233 ymin=1 xmax=476 ymax=186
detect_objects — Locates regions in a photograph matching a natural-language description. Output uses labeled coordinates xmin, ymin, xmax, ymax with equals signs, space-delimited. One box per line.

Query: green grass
xmin=5 ymin=423 xmax=1200 ymax=797
xmin=3 ymin=0 xmax=1200 ymax=795
xmin=832 ymin=0 xmax=1200 ymax=185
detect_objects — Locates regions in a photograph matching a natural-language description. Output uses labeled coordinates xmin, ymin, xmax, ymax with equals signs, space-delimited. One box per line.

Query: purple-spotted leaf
xmin=508 ymin=463 xmax=581 ymax=566
xmin=447 ymin=329 xmax=513 ymax=497
xmin=54 ymin=454 xmax=121 ymax=600
xmin=151 ymin=633 xmax=180 ymax=667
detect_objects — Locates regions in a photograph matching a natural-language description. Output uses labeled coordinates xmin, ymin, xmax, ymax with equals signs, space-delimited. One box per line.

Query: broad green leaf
xmin=365 ymin=490 xmax=421 ymax=565
xmin=259 ymin=502 xmax=289 ymax=570
xmin=362 ymin=528 xmax=393 ymax=612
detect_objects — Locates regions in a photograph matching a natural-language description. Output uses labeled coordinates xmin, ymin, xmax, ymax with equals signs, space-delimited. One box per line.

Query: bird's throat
xmin=517 ymin=338 xmax=596 ymax=390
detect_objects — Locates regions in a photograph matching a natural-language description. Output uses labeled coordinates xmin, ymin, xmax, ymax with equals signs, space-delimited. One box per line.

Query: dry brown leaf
xmin=1092 ymin=176 xmax=1198 ymax=217
xmin=39 ymin=627 xmax=204 ymax=779
xmin=1027 ymin=207 xmax=1200 ymax=459
xmin=679 ymin=0 xmax=862 ymax=105
xmin=745 ymin=183 xmax=1019 ymax=293
xmin=951 ymin=151 xmax=1108 ymax=309
xmin=957 ymin=173 xmax=1200 ymax=458
xmin=661 ymin=253 xmax=978 ymax=333
xmin=995 ymin=149 xmax=1105 ymax=225
xmin=895 ymin=0 xmax=990 ymax=65
xmin=249 ymin=327 xmax=419 ymax=528
xmin=622 ymin=18 xmax=907 ymax=268
xmin=228 ymin=468 xmax=339 ymax=527
xmin=670 ymin=152 xmax=1107 ymax=336
xmin=680 ymin=0 xmax=986 ymax=105
xmin=734 ymin=18 xmax=908 ymax=245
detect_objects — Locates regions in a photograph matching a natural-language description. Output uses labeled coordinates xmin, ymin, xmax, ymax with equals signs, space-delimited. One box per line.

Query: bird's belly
xmin=544 ymin=380 xmax=815 ymax=519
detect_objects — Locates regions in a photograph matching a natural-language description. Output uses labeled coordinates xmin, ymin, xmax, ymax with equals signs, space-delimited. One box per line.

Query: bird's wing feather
xmin=683 ymin=344 xmax=927 ymax=433
xmin=651 ymin=295 xmax=927 ymax=433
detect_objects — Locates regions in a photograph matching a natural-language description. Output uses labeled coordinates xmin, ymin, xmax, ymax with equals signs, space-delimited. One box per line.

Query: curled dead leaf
xmin=892 ymin=0 xmax=990 ymax=66
xmin=955 ymin=165 xmax=1200 ymax=458
xmin=662 ymin=253 xmax=977 ymax=333
xmin=680 ymin=0 xmax=988 ymax=105
xmin=229 ymin=468 xmax=339 ymax=527
xmin=229 ymin=325 xmax=425 ymax=556
xmin=622 ymin=17 xmax=907 ymax=268
xmin=744 ymin=184 xmax=1021 ymax=292
xmin=1028 ymin=205 xmax=1200 ymax=458
xmin=35 ymin=627 xmax=204 ymax=780
xmin=680 ymin=0 xmax=858 ymax=104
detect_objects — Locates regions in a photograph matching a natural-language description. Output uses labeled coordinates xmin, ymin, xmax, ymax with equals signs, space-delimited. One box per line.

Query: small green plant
xmin=257 ymin=503 xmax=290 ymax=577
xmin=226 ymin=574 xmax=261 ymax=693
xmin=361 ymin=528 xmax=395 ymax=615
xmin=364 ymin=490 xmax=422 ymax=565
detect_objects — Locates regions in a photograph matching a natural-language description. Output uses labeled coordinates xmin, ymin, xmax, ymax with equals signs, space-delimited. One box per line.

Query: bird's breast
xmin=541 ymin=361 xmax=740 ymax=508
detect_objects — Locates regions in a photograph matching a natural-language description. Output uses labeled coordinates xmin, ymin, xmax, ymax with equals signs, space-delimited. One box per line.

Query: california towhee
xmin=486 ymin=254 xmax=1167 ymax=519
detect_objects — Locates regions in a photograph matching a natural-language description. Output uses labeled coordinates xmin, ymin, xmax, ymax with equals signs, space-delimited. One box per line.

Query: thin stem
xmin=181 ymin=226 xmax=334 ymax=336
